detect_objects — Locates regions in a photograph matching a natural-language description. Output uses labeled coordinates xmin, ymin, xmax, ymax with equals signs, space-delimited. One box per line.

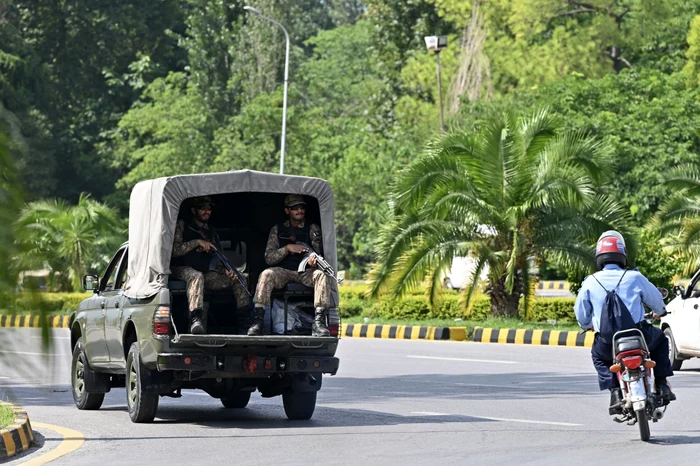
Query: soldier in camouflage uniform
xmin=248 ymin=194 xmax=331 ymax=337
xmin=171 ymin=196 xmax=250 ymax=334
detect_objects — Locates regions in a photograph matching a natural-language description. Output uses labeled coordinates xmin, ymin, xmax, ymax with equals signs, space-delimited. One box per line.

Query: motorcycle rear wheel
xmin=636 ymin=408 xmax=650 ymax=442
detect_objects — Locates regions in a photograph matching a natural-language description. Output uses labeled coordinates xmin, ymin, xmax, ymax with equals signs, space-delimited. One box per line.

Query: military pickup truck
xmin=69 ymin=171 xmax=341 ymax=423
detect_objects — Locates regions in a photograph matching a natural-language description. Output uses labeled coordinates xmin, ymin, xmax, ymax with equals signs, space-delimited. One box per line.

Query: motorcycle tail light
xmin=622 ymin=355 xmax=642 ymax=370
xmin=153 ymin=305 xmax=171 ymax=335
xmin=643 ymin=360 xmax=656 ymax=369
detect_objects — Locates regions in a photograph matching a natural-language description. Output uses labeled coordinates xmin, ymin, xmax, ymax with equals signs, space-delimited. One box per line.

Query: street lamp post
xmin=424 ymin=36 xmax=447 ymax=133
xmin=244 ymin=6 xmax=290 ymax=175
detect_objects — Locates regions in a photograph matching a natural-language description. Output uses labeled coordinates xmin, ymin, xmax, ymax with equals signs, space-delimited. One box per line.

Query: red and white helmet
xmin=595 ymin=230 xmax=627 ymax=270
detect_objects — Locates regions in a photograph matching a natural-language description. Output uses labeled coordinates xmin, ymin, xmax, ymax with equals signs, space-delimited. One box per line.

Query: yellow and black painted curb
xmin=0 ymin=315 xmax=70 ymax=328
xmin=341 ymin=323 xmax=468 ymax=341
xmin=340 ymin=323 xmax=594 ymax=348
xmin=0 ymin=401 xmax=34 ymax=459
xmin=471 ymin=327 xmax=594 ymax=347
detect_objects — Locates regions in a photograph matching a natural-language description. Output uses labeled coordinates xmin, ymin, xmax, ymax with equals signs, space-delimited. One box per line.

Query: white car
xmin=661 ymin=272 xmax=700 ymax=370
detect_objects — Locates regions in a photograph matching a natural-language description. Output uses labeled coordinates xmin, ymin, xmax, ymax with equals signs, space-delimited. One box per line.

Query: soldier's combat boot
xmin=312 ymin=307 xmax=330 ymax=337
xmin=190 ymin=308 xmax=205 ymax=335
xmin=247 ymin=307 xmax=265 ymax=336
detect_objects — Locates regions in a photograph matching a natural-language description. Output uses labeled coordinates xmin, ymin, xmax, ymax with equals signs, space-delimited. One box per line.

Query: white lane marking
xmin=474 ymin=415 xmax=582 ymax=427
xmin=0 ymin=350 xmax=63 ymax=356
xmin=181 ymin=391 xmax=213 ymax=396
xmin=407 ymin=355 xmax=516 ymax=365
xmin=410 ymin=411 xmax=581 ymax=427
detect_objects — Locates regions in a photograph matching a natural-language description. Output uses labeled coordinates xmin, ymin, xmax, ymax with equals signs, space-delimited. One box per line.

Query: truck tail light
xmin=328 ymin=322 xmax=339 ymax=337
xmin=153 ymin=305 xmax=171 ymax=335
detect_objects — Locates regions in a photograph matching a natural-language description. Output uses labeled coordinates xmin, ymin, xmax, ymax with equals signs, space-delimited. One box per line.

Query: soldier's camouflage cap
xmin=190 ymin=196 xmax=215 ymax=208
xmin=284 ymin=194 xmax=307 ymax=207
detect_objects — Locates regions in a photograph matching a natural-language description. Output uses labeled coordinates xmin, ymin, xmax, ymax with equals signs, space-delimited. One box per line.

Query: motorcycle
xmin=607 ymin=287 xmax=671 ymax=442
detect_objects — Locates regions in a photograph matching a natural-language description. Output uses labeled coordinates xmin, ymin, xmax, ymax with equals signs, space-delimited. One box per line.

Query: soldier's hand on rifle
xmin=225 ymin=269 xmax=235 ymax=280
xmin=285 ymin=244 xmax=308 ymax=255
xmin=308 ymin=255 xmax=317 ymax=268
xmin=196 ymin=239 xmax=216 ymax=252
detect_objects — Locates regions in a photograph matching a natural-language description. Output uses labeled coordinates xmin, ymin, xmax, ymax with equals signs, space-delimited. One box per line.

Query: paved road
xmin=2 ymin=328 xmax=700 ymax=465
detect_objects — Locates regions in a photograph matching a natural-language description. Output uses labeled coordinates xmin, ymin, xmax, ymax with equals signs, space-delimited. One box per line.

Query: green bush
xmin=0 ymin=292 xmax=91 ymax=314
xmin=338 ymin=284 xmax=576 ymax=322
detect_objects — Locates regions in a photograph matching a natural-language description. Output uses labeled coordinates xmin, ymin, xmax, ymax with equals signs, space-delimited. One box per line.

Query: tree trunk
xmin=488 ymin=275 xmax=523 ymax=317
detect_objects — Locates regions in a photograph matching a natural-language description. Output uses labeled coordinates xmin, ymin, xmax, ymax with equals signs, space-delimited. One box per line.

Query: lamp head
xmin=424 ymin=35 xmax=447 ymax=52
xmin=243 ymin=5 xmax=261 ymax=14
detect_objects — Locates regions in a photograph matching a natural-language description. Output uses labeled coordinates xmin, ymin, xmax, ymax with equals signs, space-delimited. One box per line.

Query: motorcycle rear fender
xmin=628 ymin=379 xmax=647 ymax=403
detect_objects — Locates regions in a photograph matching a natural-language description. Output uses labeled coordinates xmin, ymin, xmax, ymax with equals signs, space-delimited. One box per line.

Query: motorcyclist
xmin=574 ymin=230 xmax=676 ymax=415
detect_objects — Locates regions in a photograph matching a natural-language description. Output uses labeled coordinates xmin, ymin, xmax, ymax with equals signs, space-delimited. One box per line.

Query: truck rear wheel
xmin=221 ymin=392 xmax=251 ymax=409
xmin=126 ymin=342 xmax=159 ymax=423
xmin=282 ymin=390 xmax=317 ymax=420
xmin=71 ymin=338 xmax=105 ymax=410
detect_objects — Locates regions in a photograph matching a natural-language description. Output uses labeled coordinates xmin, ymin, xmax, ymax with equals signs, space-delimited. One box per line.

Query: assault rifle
xmin=291 ymin=240 xmax=343 ymax=284
xmin=211 ymin=249 xmax=252 ymax=297
xmin=188 ymin=223 xmax=251 ymax=296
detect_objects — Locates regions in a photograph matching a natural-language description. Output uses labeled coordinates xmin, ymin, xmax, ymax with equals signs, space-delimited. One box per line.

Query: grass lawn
xmin=0 ymin=404 xmax=14 ymax=429
xmin=343 ymin=316 xmax=582 ymax=331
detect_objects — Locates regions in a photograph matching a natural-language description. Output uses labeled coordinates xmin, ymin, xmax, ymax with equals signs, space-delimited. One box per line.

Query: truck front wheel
xmin=126 ymin=342 xmax=159 ymax=423
xmin=71 ymin=338 xmax=105 ymax=410
xmin=282 ymin=390 xmax=317 ymax=420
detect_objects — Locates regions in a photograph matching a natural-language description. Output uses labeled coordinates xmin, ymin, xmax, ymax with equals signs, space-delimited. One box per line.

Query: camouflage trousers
xmin=254 ymin=268 xmax=332 ymax=309
xmin=171 ymin=266 xmax=249 ymax=312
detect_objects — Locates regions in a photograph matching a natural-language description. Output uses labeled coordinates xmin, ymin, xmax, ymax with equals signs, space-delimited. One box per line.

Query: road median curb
xmin=0 ymin=315 xmax=70 ymax=329
xmin=340 ymin=324 xmax=593 ymax=347
xmin=0 ymin=401 xmax=34 ymax=459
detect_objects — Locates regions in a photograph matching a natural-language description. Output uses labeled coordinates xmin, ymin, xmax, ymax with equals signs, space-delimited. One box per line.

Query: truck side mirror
xmin=83 ymin=274 xmax=99 ymax=293
xmin=658 ymin=287 xmax=669 ymax=300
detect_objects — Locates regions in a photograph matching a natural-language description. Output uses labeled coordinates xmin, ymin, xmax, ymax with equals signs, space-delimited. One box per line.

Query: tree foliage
xmin=3 ymin=0 xmax=700 ymax=290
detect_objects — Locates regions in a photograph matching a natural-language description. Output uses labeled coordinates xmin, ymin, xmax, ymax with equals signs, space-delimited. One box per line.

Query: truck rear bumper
xmin=156 ymin=353 xmax=340 ymax=376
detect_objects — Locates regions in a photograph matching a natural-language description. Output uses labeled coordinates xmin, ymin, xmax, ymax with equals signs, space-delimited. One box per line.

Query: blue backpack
xmin=591 ymin=270 xmax=637 ymax=343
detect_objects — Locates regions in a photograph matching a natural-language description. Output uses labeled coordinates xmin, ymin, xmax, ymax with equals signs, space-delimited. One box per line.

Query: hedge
xmin=338 ymin=285 xmax=576 ymax=323
xmin=0 ymin=292 xmax=91 ymax=314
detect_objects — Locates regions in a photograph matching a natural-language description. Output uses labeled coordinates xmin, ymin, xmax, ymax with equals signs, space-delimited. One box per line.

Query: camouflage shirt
xmin=172 ymin=219 xmax=226 ymax=273
xmin=172 ymin=219 xmax=199 ymax=258
xmin=265 ymin=221 xmax=322 ymax=266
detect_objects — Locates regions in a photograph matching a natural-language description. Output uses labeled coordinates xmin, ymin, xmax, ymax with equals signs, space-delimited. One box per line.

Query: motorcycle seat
xmin=615 ymin=335 xmax=645 ymax=354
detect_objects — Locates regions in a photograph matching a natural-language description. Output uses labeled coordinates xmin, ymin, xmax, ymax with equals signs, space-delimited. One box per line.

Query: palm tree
xmin=16 ymin=194 xmax=125 ymax=291
xmin=652 ymin=163 xmax=700 ymax=275
xmin=369 ymin=109 xmax=630 ymax=317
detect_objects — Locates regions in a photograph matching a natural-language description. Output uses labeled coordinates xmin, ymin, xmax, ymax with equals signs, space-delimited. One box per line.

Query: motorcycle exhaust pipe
xmin=653 ymin=409 xmax=664 ymax=421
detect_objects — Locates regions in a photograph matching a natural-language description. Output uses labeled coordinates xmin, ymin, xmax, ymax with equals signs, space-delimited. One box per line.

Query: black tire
xmin=126 ymin=342 xmax=159 ymax=423
xmin=664 ymin=327 xmax=684 ymax=371
xmin=221 ymin=392 xmax=251 ymax=409
xmin=282 ymin=390 xmax=317 ymax=420
xmin=636 ymin=408 xmax=650 ymax=442
xmin=71 ymin=338 xmax=105 ymax=410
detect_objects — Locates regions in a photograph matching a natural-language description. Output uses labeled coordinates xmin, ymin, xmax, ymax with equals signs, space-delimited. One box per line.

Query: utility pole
xmin=244 ymin=6 xmax=290 ymax=174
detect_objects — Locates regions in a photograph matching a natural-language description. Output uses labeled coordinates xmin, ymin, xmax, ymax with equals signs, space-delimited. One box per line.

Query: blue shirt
xmin=574 ymin=264 xmax=666 ymax=331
